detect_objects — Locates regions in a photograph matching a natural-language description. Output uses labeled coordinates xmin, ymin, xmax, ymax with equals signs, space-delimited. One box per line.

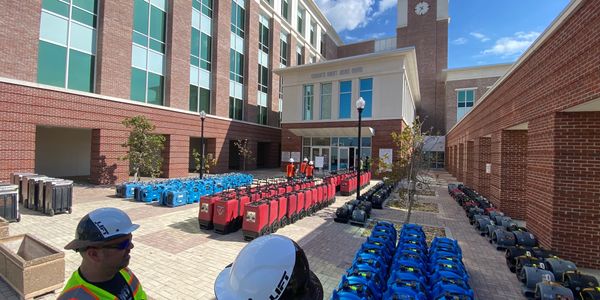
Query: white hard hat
xmin=214 ymin=235 xmax=323 ymax=300
xmin=289 ymin=158 xmax=295 ymax=163
xmin=65 ymin=207 xmax=139 ymax=250
xmin=309 ymin=161 xmax=314 ymax=165
xmin=303 ymin=158 xmax=309 ymax=162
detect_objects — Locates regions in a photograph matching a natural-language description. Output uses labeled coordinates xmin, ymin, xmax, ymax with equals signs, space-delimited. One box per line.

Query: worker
xmin=364 ymin=156 xmax=371 ymax=172
xmin=286 ymin=157 xmax=296 ymax=181
xmin=306 ymin=160 xmax=315 ymax=180
xmin=214 ymin=235 xmax=323 ymax=300
xmin=58 ymin=207 xmax=147 ymax=300
xmin=299 ymin=157 xmax=309 ymax=177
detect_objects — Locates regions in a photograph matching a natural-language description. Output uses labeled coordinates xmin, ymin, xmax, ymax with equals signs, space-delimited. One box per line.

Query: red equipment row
xmin=340 ymin=172 xmax=371 ymax=196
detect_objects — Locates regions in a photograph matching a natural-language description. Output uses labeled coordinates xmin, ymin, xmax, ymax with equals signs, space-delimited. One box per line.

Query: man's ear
xmin=84 ymin=248 xmax=103 ymax=263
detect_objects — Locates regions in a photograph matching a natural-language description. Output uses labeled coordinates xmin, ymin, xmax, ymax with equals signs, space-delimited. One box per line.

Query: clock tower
xmin=397 ymin=0 xmax=449 ymax=134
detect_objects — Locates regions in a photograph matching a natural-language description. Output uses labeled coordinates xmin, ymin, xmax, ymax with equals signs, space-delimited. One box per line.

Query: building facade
xmin=446 ymin=0 xmax=600 ymax=268
xmin=0 ymin=0 xmax=342 ymax=183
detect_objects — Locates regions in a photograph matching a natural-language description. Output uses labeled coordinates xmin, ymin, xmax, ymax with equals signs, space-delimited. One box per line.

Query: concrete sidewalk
xmin=0 ymin=170 xmax=530 ymax=299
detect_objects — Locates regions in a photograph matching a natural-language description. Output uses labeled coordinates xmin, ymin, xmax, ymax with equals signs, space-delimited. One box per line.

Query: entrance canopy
xmin=289 ymin=126 xmax=375 ymax=138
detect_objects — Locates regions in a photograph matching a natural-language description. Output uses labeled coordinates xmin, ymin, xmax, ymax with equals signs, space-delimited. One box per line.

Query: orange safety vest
xmin=300 ymin=162 xmax=308 ymax=174
xmin=286 ymin=163 xmax=295 ymax=177
xmin=306 ymin=165 xmax=314 ymax=177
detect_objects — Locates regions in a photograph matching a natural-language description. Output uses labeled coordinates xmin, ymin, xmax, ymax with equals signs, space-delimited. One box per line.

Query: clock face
xmin=415 ymin=1 xmax=430 ymax=15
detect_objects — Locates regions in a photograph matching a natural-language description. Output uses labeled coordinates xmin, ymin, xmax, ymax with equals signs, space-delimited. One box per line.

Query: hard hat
xmin=289 ymin=158 xmax=295 ymax=163
xmin=214 ymin=235 xmax=323 ymax=300
xmin=309 ymin=161 xmax=314 ymax=165
xmin=65 ymin=207 xmax=140 ymax=251
xmin=303 ymin=158 xmax=308 ymax=162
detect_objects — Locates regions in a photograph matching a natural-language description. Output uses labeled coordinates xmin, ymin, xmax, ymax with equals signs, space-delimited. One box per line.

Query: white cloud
xmin=470 ymin=32 xmax=490 ymax=42
xmin=315 ymin=0 xmax=375 ymax=32
xmin=367 ymin=32 xmax=387 ymax=39
xmin=344 ymin=35 xmax=359 ymax=42
xmin=373 ymin=0 xmax=397 ymax=17
xmin=452 ymin=37 xmax=468 ymax=45
xmin=482 ymin=31 xmax=540 ymax=57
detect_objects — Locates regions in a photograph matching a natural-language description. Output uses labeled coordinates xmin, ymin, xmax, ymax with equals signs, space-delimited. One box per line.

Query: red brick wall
xmin=475 ymin=137 xmax=491 ymax=197
xmin=269 ymin=20 xmax=282 ymax=127
xmin=0 ymin=0 xmax=41 ymax=82
xmin=465 ymin=141 xmax=474 ymax=186
xmin=321 ymin=33 xmax=338 ymax=60
xmin=457 ymin=143 xmax=464 ymax=181
xmin=499 ymin=130 xmax=527 ymax=219
xmin=336 ymin=40 xmax=374 ymax=58
xmin=164 ymin=0 xmax=192 ymax=110
xmin=245 ymin=0 xmax=260 ymax=124
xmin=551 ymin=112 xmax=600 ymax=268
xmin=0 ymin=82 xmax=281 ymax=184
xmin=445 ymin=77 xmax=500 ymax=133
xmin=447 ymin=1 xmax=600 ymax=267
xmin=96 ymin=1 xmax=134 ymax=99
xmin=212 ymin=0 xmax=232 ymax=117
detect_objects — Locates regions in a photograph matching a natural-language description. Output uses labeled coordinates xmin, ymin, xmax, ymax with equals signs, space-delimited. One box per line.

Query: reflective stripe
xmin=58 ymin=285 xmax=101 ymax=300
xmin=123 ymin=268 xmax=141 ymax=296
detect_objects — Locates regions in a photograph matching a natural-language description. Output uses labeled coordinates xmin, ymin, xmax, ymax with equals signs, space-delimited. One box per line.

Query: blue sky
xmin=315 ymin=0 xmax=571 ymax=68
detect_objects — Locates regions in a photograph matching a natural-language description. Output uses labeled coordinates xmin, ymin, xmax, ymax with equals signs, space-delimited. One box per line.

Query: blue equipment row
xmin=332 ymin=222 xmax=473 ymax=300
xmin=115 ymin=173 xmax=254 ymax=207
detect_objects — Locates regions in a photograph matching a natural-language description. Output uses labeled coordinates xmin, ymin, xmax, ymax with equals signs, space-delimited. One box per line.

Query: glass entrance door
xmin=311 ymin=147 xmax=330 ymax=171
xmin=339 ymin=147 xmax=349 ymax=170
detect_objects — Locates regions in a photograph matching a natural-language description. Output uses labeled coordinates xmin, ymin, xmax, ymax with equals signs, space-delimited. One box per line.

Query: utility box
xmin=43 ymin=180 xmax=73 ymax=216
xmin=0 ymin=183 xmax=20 ymax=222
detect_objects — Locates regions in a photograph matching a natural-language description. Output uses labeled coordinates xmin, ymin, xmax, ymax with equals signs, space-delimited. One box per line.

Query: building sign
xmin=315 ymin=156 xmax=324 ymax=168
xmin=310 ymin=67 xmax=363 ymax=79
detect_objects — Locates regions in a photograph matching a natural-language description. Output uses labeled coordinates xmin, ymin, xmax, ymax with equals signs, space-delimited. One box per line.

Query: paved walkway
xmin=0 ymin=170 xmax=528 ymax=299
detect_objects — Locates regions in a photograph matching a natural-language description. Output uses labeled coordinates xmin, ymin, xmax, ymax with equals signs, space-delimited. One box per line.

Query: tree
xmin=233 ymin=139 xmax=254 ymax=171
xmin=121 ymin=115 xmax=165 ymax=181
xmin=377 ymin=118 xmax=435 ymax=223
xmin=192 ymin=149 xmax=217 ymax=174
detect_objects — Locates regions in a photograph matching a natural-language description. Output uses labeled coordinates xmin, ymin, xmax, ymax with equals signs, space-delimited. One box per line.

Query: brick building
xmin=0 ymin=0 xmax=343 ymax=183
xmin=446 ymin=0 xmax=600 ymax=268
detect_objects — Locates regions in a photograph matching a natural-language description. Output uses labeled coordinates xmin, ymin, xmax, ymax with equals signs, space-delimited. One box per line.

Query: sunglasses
xmin=101 ymin=238 xmax=132 ymax=250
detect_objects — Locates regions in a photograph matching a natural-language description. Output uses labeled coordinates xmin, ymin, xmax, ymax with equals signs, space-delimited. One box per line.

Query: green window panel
xmin=72 ymin=6 xmax=96 ymax=27
xmin=149 ymin=39 xmax=164 ymax=53
xmin=150 ymin=6 xmax=166 ymax=42
xmin=42 ymin=0 xmax=69 ymax=17
xmin=229 ymin=97 xmax=243 ymax=120
xmin=190 ymin=85 xmax=199 ymax=112
xmin=199 ymin=88 xmax=210 ymax=113
xmin=130 ymin=67 xmax=147 ymax=102
xmin=191 ymin=28 xmax=200 ymax=56
xmin=67 ymin=49 xmax=94 ymax=92
xmin=200 ymin=33 xmax=211 ymax=70
xmin=38 ymin=41 xmax=67 ymax=87
xmin=190 ymin=85 xmax=211 ymax=113
xmin=133 ymin=31 xmax=147 ymax=46
xmin=191 ymin=56 xmax=200 ymax=67
xmin=147 ymin=72 xmax=164 ymax=105
xmin=73 ymin=0 xmax=98 ymax=13
xmin=133 ymin=0 xmax=149 ymax=34
xmin=259 ymin=106 xmax=267 ymax=125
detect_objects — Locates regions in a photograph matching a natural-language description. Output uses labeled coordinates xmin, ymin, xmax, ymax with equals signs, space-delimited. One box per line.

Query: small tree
xmin=121 ymin=115 xmax=165 ymax=181
xmin=192 ymin=149 xmax=217 ymax=174
xmin=377 ymin=118 xmax=435 ymax=223
xmin=233 ymin=139 xmax=254 ymax=171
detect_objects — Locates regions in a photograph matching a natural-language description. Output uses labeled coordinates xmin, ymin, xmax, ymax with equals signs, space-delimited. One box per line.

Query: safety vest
xmin=306 ymin=165 xmax=314 ymax=177
xmin=286 ymin=163 xmax=295 ymax=177
xmin=300 ymin=162 xmax=308 ymax=174
xmin=58 ymin=268 xmax=147 ymax=300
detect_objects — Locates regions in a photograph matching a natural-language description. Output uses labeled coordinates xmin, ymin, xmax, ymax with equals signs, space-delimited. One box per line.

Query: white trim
xmin=0 ymin=76 xmax=282 ymax=130
xmin=454 ymin=87 xmax=477 ymax=91
xmin=282 ymin=116 xmax=406 ymax=124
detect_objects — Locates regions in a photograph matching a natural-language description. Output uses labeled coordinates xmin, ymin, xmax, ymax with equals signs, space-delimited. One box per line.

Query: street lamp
xmin=199 ymin=110 xmax=206 ymax=179
xmin=355 ymin=97 xmax=366 ymax=201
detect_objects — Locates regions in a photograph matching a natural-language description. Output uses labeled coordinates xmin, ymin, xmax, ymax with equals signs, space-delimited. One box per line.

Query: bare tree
xmin=233 ymin=139 xmax=254 ymax=171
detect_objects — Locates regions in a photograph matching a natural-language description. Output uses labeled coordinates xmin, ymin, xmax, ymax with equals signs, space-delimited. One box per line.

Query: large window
xmin=231 ymin=0 xmax=245 ymax=38
xmin=297 ymin=7 xmax=304 ymax=34
xmin=320 ymin=83 xmax=331 ymax=119
xmin=38 ymin=0 xmax=98 ymax=92
xmin=310 ymin=23 xmax=316 ymax=46
xmin=280 ymin=32 xmax=288 ymax=67
xmin=281 ymin=0 xmax=289 ymax=21
xmin=296 ymin=46 xmax=304 ymax=65
xmin=257 ymin=15 xmax=269 ymax=125
xmin=457 ymin=89 xmax=475 ymax=121
xmin=131 ymin=0 xmax=167 ymax=105
xmin=303 ymin=85 xmax=313 ymax=120
xmin=230 ymin=49 xmax=244 ymax=83
xmin=190 ymin=0 xmax=213 ymax=113
xmin=339 ymin=81 xmax=352 ymax=119
xmin=359 ymin=78 xmax=373 ymax=117
xmin=229 ymin=97 xmax=243 ymax=120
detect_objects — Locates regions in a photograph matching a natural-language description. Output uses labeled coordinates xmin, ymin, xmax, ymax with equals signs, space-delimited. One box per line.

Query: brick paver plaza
xmin=1 ymin=170 xmax=526 ymax=299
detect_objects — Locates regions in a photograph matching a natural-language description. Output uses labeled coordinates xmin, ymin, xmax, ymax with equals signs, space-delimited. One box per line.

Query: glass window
xmin=312 ymin=137 xmax=330 ymax=146
xmin=229 ymin=97 xmax=243 ymax=120
xmin=339 ymin=81 xmax=352 ymax=119
xmin=190 ymin=1 xmax=213 ymax=112
xmin=146 ymin=72 xmax=164 ymax=105
xmin=281 ymin=0 xmax=289 ymax=20
xmin=230 ymin=49 xmax=244 ymax=83
xmin=38 ymin=0 xmax=98 ymax=92
xmin=303 ymin=138 xmax=311 ymax=145
xmin=280 ymin=33 xmax=288 ymax=66
xmin=320 ymin=83 xmax=332 ymax=119
xmin=296 ymin=46 xmax=303 ymax=65
xmin=133 ymin=0 xmax=149 ymax=33
xmin=310 ymin=23 xmax=315 ymax=46
xmin=359 ymin=78 xmax=373 ymax=117
xmin=258 ymin=65 xmax=269 ymax=93
xmin=297 ymin=7 xmax=304 ymax=34
xmin=130 ymin=67 xmax=147 ymax=102
xmin=303 ymin=85 xmax=313 ymax=120
xmin=231 ymin=1 xmax=245 ymax=38
xmin=258 ymin=17 xmax=269 ymax=54
xmin=361 ymin=137 xmax=371 ymax=147
xmin=457 ymin=89 xmax=475 ymax=121
xmin=189 ymin=85 xmax=211 ymax=113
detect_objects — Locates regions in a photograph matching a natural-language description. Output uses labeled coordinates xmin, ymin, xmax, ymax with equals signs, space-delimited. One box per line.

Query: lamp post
xmin=199 ymin=110 xmax=206 ymax=179
xmin=355 ymin=97 xmax=365 ymax=201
